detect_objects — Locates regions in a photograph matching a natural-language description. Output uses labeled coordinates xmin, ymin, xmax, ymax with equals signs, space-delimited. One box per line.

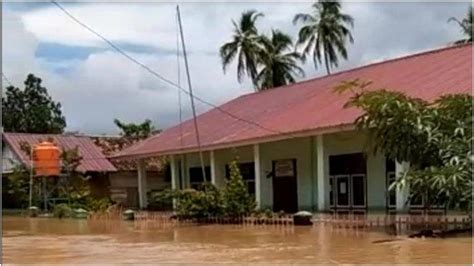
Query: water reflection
xmin=2 ymin=216 xmax=472 ymax=264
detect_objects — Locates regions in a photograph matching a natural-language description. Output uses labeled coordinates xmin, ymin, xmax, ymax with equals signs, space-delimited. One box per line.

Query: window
xmin=189 ymin=166 xmax=211 ymax=190
xmin=225 ymin=162 xmax=255 ymax=195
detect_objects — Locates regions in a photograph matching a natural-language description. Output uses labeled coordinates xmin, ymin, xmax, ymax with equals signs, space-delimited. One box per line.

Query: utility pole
xmin=176 ymin=5 xmax=208 ymax=182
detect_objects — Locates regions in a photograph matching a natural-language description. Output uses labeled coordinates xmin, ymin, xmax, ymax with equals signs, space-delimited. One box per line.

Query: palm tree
xmin=293 ymin=0 xmax=354 ymax=75
xmin=220 ymin=10 xmax=264 ymax=87
xmin=256 ymin=30 xmax=305 ymax=90
xmin=448 ymin=7 xmax=473 ymax=44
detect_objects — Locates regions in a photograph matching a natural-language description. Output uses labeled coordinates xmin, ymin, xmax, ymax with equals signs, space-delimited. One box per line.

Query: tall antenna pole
xmin=176 ymin=5 xmax=208 ymax=182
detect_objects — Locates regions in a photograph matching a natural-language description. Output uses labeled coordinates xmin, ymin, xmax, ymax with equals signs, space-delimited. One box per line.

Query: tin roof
xmin=113 ymin=44 xmax=472 ymax=159
xmin=3 ymin=132 xmax=117 ymax=172
xmin=91 ymin=136 xmax=164 ymax=171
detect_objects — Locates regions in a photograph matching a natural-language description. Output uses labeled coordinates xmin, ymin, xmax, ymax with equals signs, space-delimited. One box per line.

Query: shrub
xmin=53 ymin=203 xmax=72 ymax=218
xmin=221 ymin=160 xmax=256 ymax=217
xmin=154 ymin=183 xmax=223 ymax=219
xmin=153 ymin=159 xmax=257 ymax=220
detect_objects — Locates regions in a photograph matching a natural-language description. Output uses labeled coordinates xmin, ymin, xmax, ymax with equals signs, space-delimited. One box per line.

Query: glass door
xmin=351 ymin=174 xmax=366 ymax=208
xmin=336 ymin=175 xmax=350 ymax=208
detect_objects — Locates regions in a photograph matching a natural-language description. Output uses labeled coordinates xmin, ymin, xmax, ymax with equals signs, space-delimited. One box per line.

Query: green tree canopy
xmin=448 ymin=7 xmax=473 ymax=44
xmin=114 ymin=118 xmax=156 ymax=138
xmin=2 ymin=74 xmax=66 ymax=133
xmin=344 ymin=85 xmax=472 ymax=213
xmin=256 ymin=30 xmax=305 ymax=90
xmin=220 ymin=10 xmax=264 ymax=87
xmin=293 ymin=0 xmax=354 ymax=75
xmin=220 ymin=11 xmax=305 ymax=91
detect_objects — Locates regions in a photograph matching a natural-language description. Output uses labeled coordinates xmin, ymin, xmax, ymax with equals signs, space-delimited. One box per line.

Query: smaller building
xmin=2 ymin=132 xmax=170 ymax=208
xmin=92 ymin=136 xmax=170 ymax=208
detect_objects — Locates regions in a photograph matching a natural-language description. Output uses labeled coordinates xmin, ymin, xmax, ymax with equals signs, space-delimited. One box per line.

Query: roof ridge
xmin=237 ymin=43 xmax=472 ymax=99
xmin=2 ymin=132 xmax=90 ymax=138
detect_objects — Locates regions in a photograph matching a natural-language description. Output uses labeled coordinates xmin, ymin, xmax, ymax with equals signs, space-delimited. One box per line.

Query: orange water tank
xmin=33 ymin=141 xmax=61 ymax=176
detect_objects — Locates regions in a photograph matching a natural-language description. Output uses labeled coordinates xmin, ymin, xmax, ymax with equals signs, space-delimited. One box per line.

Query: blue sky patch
xmin=35 ymin=42 xmax=105 ymax=61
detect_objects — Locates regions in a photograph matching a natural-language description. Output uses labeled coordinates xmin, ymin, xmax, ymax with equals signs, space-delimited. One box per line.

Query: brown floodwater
xmin=2 ymin=216 xmax=472 ymax=264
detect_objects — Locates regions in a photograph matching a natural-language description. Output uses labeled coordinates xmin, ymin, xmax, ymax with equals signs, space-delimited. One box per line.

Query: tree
xmin=342 ymin=83 xmax=472 ymax=213
xmin=293 ymin=0 xmax=354 ymax=75
xmin=114 ymin=118 xmax=155 ymax=138
xmin=221 ymin=160 xmax=256 ymax=217
xmin=448 ymin=7 xmax=473 ymax=44
xmin=220 ymin=10 xmax=264 ymax=88
xmin=255 ymin=30 xmax=305 ymax=90
xmin=2 ymin=74 xmax=66 ymax=133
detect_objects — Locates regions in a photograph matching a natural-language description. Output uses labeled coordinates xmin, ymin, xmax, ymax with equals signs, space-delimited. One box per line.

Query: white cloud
xmin=2 ymin=2 xmax=470 ymax=134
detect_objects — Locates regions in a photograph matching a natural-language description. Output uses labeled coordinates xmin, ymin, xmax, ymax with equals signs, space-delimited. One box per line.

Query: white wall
xmin=176 ymin=130 xmax=388 ymax=212
xmin=2 ymin=143 xmax=21 ymax=173
xmin=260 ymin=137 xmax=315 ymax=210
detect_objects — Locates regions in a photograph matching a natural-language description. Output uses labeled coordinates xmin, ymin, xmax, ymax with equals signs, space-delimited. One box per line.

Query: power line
xmin=50 ymin=1 xmax=291 ymax=138
xmin=1 ymin=72 xmax=14 ymax=87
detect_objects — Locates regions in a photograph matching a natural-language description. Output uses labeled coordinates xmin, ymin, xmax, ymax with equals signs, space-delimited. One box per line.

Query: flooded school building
xmin=113 ymin=44 xmax=472 ymax=214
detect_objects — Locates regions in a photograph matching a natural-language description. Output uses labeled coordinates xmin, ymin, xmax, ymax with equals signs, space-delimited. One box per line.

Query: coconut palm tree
xmin=448 ymin=7 xmax=473 ymax=44
xmin=293 ymin=0 xmax=354 ymax=75
xmin=220 ymin=10 xmax=264 ymax=87
xmin=255 ymin=30 xmax=305 ymax=90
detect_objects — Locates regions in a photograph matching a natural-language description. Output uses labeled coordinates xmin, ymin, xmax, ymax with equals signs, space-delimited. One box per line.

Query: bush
xmin=53 ymin=203 xmax=72 ymax=218
xmin=153 ymin=159 xmax=256 ymax=220
xmin=154 ymin=183 xmax=223 ymax=219
xmin=148 ymin=190 xmax=173 ymax=211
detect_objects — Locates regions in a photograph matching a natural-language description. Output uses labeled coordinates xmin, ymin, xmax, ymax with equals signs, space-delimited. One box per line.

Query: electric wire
xmin=50 ymin=0 xmax=291 ymax=138
xmin=1 ymin=72 xmax=14 ymax=87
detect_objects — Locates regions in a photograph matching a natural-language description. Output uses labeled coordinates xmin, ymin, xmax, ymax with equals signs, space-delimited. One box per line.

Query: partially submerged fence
xmin=89 ymin=210 xmax=471 ymax=233
xmin=313 ymin=213 xmax=471 ymax=233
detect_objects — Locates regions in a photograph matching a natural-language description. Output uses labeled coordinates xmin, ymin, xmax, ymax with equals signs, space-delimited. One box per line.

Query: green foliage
xmin=114 ymin=118 xmax=156 ymax=138
xmin=345 ymin=86 xmax=472 ymax=213
xmin=221 ymin=160 xmax=256 ymax=217
xmin=220 ymin=11 xmax=304 ymax=91
xmin=256 ymin=30 xmax=304 ymax=90
xmin=2 ymin=73 xmax=66 ymax=133
xmin=220 ymin=10 xmax=264 ymax=87
xmin=152 ymin=159 xmax=256 ymax=219
xmin=3 ymin=164 xmax=35 ymax=208
xmin=293 ymin=0 xmax=354 ymax=75
xmin=154 ymin=184 xmax=223 ymax=219
xmin=448 ymin=7 xmax=473 ymax=44
xmin=81 ymin=198 xmax=112 ymax=213
xmin=53 ymin=203 xmax=73 ymax=218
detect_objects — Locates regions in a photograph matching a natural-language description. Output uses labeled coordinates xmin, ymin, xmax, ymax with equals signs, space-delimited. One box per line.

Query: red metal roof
xmin=113 ymin=44 xmax=473 ymax=159
xmin=3 ymin=133 xmax=117 ymax=172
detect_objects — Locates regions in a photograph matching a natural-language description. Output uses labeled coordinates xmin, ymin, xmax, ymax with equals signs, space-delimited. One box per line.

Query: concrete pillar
xmin=395 ymin=161 xmax=410 ymax=212
xmin=170 ymin=155 xmax=178 ymax=190
xmin=210 ymin=150 xmax=217 ymax=185
xmin=137 ymin=158 xmax=148 ymax=209
xmin=180 ymin=154 xmax=186 ymax=189
xmin=253 ymin=144 xmax=262 ymax=209
xmin=316 ymin=135 xmax=326 ymax=211
xmin=170 ymin=155 xmax=178 ymax=209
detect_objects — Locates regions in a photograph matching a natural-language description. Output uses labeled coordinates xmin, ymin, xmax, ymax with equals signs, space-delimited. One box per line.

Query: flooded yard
xmin=2 ymin=216 xmax=472 ymax=264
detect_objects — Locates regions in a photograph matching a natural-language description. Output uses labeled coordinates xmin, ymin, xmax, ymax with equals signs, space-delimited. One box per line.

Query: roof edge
xmin=111 ymin=123 xmax=355 ymax=160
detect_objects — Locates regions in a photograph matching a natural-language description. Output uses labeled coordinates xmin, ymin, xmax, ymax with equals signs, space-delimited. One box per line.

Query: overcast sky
xmin=2 ymin=1 xmax=471 ymax=135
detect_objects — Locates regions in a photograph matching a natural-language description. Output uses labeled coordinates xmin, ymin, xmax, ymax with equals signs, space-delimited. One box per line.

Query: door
xmin=351 ymin=174 xmax=366 ymax=208
xmin=329 ymin=153 xmax=367 ymax=210
xmin=272 ymin=159 xmax=298 ymax=213
xmin=336 ymin=175 xmax=350 ymax=208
